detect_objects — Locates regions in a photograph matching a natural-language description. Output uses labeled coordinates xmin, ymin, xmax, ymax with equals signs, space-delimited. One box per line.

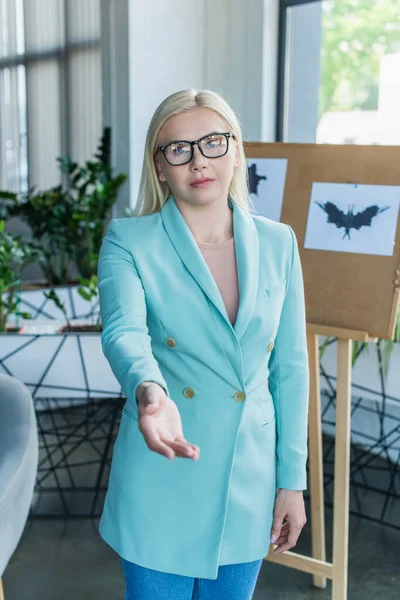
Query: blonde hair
xmin=132 ymin=89 xmax=254 ymax=216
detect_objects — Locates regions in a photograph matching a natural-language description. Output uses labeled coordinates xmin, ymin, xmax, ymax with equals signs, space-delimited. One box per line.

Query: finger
xmin=174 ymin=436 xmax=200 ymax=455
xmin=161 ymin=438 xmax=197 ymax=458
xmin=272 ymin=529 xmax=299 ymax=554
xmin=272 ymin=523 xmax=290 ymax=545
xmin=163 ymin=434 xmax=200 ymax=452
xmin=142 ymin=427 xmax=175 ymax=460
xmin=159 ymin=435 xmax=191 ymax=451
xmin=270 ymin=514 xmax=285 ymax=543
xmin=275 ymin=524 xmax=289 ymax=537
xmin=274 ymin=533 xmax=289 ymax=546
xmin=153 ymin=439 xmax=176 ymax=460
xmin=174 ymin=435 xmax=199 ymax=448
xmin=174 ymin=443 xmax=199 ymax=460
xmin=272 ymin=540 xmax=294 ymax=554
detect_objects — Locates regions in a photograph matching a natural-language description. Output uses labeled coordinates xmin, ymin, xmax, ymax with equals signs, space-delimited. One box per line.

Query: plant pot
xmin=0 ymin=325 xmax=122 ymax=409
xmin=58 ymin=324 xmax=102 ymax=333
xmin=9 ymin=281 xmax=100 ymax=322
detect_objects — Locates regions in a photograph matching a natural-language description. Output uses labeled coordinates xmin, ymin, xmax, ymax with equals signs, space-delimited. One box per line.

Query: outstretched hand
xmin=270 ymin=489 xmax=307 ymax=554
xmin=136 ymin=382 xmax=200 ymax=461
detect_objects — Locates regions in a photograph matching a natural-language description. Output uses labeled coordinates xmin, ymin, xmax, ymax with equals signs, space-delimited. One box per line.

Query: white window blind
xmin=0 ymin=0 xmax=102 ymax=192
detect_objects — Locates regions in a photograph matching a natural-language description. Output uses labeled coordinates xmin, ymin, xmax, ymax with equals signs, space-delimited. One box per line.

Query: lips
xmin=190 ymin=178 xmax=215 ymax=187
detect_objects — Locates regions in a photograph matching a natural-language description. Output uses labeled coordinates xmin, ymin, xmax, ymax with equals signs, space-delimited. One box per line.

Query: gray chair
xmin=0 ymin=375 xmax=39 ymax=600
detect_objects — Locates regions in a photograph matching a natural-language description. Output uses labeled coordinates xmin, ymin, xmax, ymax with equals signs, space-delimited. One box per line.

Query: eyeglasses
xmin=157 ymin=132 xmax=235 ymax=166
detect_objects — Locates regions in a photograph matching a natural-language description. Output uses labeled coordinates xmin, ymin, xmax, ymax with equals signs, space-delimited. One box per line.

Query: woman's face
xmin=155 ymin=107 xmax=239 ymax=208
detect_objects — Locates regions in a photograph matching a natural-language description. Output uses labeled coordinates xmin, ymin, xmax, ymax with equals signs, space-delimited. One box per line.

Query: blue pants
xmin=121 ymin=557 xmax=263 ymax=600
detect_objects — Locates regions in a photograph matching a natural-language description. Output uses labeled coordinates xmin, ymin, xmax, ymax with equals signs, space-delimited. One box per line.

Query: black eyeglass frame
xmin=156 ymin=132 xmax=235 ymax=166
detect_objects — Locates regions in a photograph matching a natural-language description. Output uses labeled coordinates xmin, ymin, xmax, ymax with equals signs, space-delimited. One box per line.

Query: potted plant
xmin=0 ymin=277 xmax=120 ymax=404
xmin=0 ymin=220 xmax=43 ymax=332
xmin=44 ymin=277 xmax=102 ymax=333
xmin=0 ymin=127 xmax=127 ymax=320
xmin=0 ymin=128 xmax=126 ymax=402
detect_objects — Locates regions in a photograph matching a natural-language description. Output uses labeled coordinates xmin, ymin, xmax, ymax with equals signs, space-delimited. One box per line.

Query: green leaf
xmin=16 ymin=311 xmax=32 ymax=319
xmin=0 ymin=125 xmax=126 ymax=285
xmin=77 ymin=288 xmax=92 ymax=301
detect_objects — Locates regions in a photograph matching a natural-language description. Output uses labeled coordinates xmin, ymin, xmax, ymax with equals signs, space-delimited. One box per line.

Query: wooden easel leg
xmin=332 ymin=338 xmax=352 ymax=600
xmin=0 ymin=577 xmax=4 ymax=600
xmin=307 ymin=332 xmax=327 ymax=589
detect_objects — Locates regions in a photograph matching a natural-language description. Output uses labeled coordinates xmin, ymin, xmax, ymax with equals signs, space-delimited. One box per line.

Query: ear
xmin=234 ymin=147 xmax=240 ymax=168
xmin=155 ymin=157 xmax=167 ymax=182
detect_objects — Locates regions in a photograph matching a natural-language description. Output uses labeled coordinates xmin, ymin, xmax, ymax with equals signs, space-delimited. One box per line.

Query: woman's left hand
xmin=270 ymin=489 xmax=307 ymax=554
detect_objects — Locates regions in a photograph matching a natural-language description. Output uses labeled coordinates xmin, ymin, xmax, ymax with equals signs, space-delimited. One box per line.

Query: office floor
xmin=3 ymin=405 xmax=399 ymax=599
xmin=3 ymin=500 xmax=399 ymax=599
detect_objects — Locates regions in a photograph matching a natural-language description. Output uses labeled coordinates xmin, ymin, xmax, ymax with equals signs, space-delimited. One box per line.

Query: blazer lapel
xmin=160 ymin=195 xmax=259 ymax=341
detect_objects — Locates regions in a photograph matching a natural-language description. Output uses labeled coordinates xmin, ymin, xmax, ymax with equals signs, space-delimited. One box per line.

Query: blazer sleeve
xmin=268 ymin=224 xmax=309 ymax=491
xmin=97 ymin=218 xmax=170 ymax=411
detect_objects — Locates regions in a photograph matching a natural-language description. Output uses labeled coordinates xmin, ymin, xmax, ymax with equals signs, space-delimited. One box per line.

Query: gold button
xmin=166 ymin=337 xmax=176 ymax=348
xmin=233 ymin=391 xmax=246 ymax=402
xmin=268 ymin=341 xmax=274 ymax=352
xmin=183 ymin=387 xmax=195 ymax=399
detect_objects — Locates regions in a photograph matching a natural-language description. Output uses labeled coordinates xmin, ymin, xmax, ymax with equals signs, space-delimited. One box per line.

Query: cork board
xmin=244 ymin=142 xmax=400 ymax=340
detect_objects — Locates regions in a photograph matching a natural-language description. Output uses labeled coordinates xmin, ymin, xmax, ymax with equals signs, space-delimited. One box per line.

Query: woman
xmin=97 ymin=89 xmax=309 ymax=600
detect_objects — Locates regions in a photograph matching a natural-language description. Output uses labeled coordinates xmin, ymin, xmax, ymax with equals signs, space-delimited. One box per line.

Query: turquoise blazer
xmin=97 ymin=195 xmax=309 ymax=579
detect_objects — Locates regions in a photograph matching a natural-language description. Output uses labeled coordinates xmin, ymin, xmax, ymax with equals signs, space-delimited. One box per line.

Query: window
xmin=0 ymin=0 xmax=102 ymax=193
xmin=278 ymin=0 xmax=400 ymax=145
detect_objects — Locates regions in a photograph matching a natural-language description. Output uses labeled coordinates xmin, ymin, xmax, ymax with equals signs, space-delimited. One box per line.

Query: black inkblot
xmin=248 ymin=163 xmax=267 ymax=195
xmin=315 ymin=201 xmax=390 ymax=240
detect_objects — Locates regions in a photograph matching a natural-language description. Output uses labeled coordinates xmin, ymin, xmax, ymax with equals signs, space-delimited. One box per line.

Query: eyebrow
xmin=160 ymin=130 xmax=224 ymax=146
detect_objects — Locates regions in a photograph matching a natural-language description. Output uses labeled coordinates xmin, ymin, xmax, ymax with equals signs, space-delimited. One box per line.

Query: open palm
xmin=137 ymin=384 xmax=200 ymax=461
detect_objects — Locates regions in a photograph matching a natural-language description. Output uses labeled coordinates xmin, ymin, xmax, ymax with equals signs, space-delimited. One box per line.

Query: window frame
xmin=0 ymin=1 xmax=102 ymax=192
xmin=276 ymin=0 xmax=322 ymax=141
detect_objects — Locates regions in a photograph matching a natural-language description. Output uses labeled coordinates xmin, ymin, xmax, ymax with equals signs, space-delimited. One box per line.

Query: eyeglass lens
xmin=163 ymin=134 xmax=229 ymax=165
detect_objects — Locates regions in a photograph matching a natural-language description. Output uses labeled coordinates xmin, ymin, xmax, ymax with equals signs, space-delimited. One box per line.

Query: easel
xmin=266 ymin=324 xmax=378 ymax=600
xmin=243 ymin=141 xmax=400 ymax=599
